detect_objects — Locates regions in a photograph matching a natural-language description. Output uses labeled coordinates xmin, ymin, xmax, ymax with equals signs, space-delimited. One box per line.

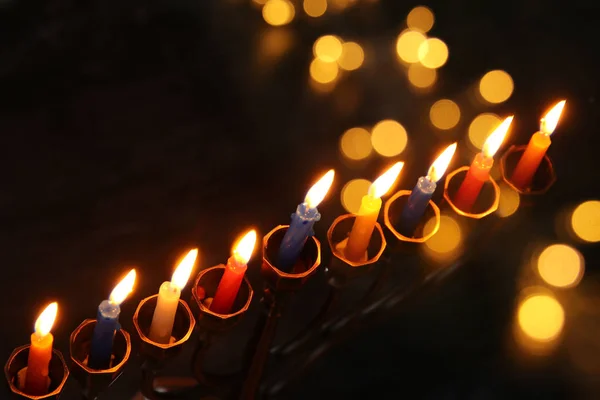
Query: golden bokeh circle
xmin=468 ymin=113 xmax=501 ymax=150
xmin=371 ymin=120 xmax=408 ymax=157
xmin=517 ymin=294 xmax=564 ymax=342
xmin=407 ymin=6 xmax=435 ymax=33
xmin=418 ymin=38 xmax=448 ymax=69
xmin=429 ymin=99 xmax=460 ymax=130
xmin=537 ymin=244 xmax=584 ymax=288
xmin=338 ymin=42 xmax=364 ymax=71
xmin=262 ymin=0 xmax=295 ymax=26
xmin=496 ymin=183 xmax=520 ymax=218
xmin=479 ymin=70 xmax=514 ymax=104
xmin=424 ymin=215 xmax=462 ymax=255
xmin=340 ymin=127 xmax=372 ymax=160
xmin=571 ymin=200 xmax=600 ymax=242
xmin=310 ymin=58 xmax=339 ymax=84
xmin=303 ymin=0 xmax=327 ymax=17
xmin=407 ymin=63 xmax=437 ymax=88
xmin=341 ymin=179 xmax=372 ymax=214
xmin=396 ymin=30 xmax=428 ymax=64
xmin=314 ymin=35 xmax=343 ymax=62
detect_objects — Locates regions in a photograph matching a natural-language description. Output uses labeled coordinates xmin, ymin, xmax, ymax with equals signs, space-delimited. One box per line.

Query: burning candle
xmin=148 ymin=249 xmax=198 ymax=344
xmin=511 ymin=100 xmax=566 ymax=189
xmin=25 ymin=302 xmax=58 ymax=395
xmin=345 ymin=162 xmax=404 ymax=262
xmin=278 ymin=170 xmax=335 ymax=269
xmin=88 ymin=269 xmax=136 ymax=369
xmin=211 ymin=230 xmax=258 ymax=314
xmin=399 ymin=143 xmax=457 ymax=236
xmin=454 ymin=116 xmax=513 ymax=212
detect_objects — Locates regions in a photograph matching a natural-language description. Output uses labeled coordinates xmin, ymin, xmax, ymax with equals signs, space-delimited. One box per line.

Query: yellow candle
xmin=25 ymin=302 xmax=58 ymax=395
xmin=148 ymin=249 xmax=198 ymax=344
xmin=511 ymin=100 xmax=566 ymax=189
xmin=345 ymin=162 xmax=404 ymax=262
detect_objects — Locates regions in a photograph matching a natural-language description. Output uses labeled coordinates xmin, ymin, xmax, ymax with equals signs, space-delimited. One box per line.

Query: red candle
xmin=210 ymin=230 xmax=257 ymax=314
xmin=454 ymin=116 xmax=513 ymax=212
xmin=511 ymin=100 xmax=566 ymax=189
xmin=25 ymin=303 xmax=58 ymax=395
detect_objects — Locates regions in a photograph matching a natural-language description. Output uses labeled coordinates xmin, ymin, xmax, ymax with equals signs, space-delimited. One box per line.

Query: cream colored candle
xmin=25 ymin=302 xmax=58 ymax=395
xmin=148 ymin=249 xmax=198 ymax=344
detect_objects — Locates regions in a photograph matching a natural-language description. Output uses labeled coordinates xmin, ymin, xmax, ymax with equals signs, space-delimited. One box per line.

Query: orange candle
xmin=25 ymin=302 xmax=58 ymax=395
xmin=211 ymin=230 xmax=257 ymax=314
xmin=345 ymin=162 xmax=404 ymax=262
xmin=454 ymin=116 xmax=513 ymax=212
xmin=511 ymin=100 xmax=566 ymax=189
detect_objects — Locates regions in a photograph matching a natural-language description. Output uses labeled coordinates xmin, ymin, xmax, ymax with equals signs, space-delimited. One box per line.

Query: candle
xmin=211 ymin=229 xmax=258 ymax=314
xmin=88 ymin=269 xmax=136 ymax=369
xmin=25 ymin=302 xmax=58 ymax=395
xmin=345 ymin=162 xmax=404 ymax=262
xmin=511 ymin=100 xmax=566 ymax=189
xmin=148 ymin=249 xmax=198 ymax=344
xmin=454 ymin=116 xmax=513 ymax=212
xmin=278 ymin=169 xmax=335 ymax=269
xmin=399 ymin=143 xmax=457 ymax=236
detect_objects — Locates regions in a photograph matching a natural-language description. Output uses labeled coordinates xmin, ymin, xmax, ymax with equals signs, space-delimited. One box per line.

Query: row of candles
xmin=20 ymin=100 xmax=566 ymax=396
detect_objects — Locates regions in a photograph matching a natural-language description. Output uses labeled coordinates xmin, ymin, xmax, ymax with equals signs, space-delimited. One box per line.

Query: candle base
xmin=501 ymin=145 xmax=556 ymax=196
xmin=384 ymin=190 xmax=441 ymax=248
xmin=4 ymin=346 xmax=68 ymax=400
xmin=444 ymin=166 xmax=500 ymax=219
xmin=69 ymin=319 xmax=131 ymax=400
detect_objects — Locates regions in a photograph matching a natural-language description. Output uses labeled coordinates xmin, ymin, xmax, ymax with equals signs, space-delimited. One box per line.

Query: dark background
xmin=1 ymin=0 xmax=599 ymax=398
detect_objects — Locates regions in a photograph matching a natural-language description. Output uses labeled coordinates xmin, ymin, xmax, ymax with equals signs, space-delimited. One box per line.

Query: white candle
xmin=148 ymin=249 xmax=198 ymax=344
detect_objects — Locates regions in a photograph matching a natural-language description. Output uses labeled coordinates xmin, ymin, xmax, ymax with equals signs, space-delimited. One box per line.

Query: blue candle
xmin=398 ymin=143 xmax=457 ymax=237
xmin=88 ymin=269 xmax=136 ymax=369
xmin=278 ymin=170 xmax=335 ymax=269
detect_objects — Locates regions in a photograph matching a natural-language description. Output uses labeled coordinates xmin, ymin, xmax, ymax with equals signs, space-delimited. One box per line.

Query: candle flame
xmin=427 ymin=143 xmax=457 ymax=183
xmin=482 ymin=116 xmax=513 ymax=158
xmin=305 ymin=169 xmax=335 ymax=209
xmin=34 ymin=302 xmax=58 ymax=338
xmin=171 ymin=249 xmax=198 ymax=290
xmin=232 ymin=229 xmax=257 ymax=264
xmin=368 ymin=162 xmax=404 ymax=198
xmin=540 ymin=100 xmax=566 ymax=135
xmin=109 ymin=269 xmax=137 ymax=305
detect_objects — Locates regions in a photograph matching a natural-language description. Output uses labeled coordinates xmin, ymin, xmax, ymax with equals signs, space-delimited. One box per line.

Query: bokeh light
xmin=303 ymin=0 xmax=327 ymax=17
xmin=407 ymin=6 xmax=435 ymax=33
xmin=310 ymin=58 xmax=339 ymax=84
xmin=408 ymin=63 xmax=437 ymax=89
xmin=468 ymin=113 xmax=501 ymax=150
xmin=371 ymin=120 xmax=408 ymax=157
xmin=479 ymin=70 xmax=514 ymax=104
xmin=314 ymin=35 xmax=343 ymax=62
xmin=571 ymin=200 xmax=600 ymax=242
xmin=396 ymin=30 xmax=428 ymax=64
xmin=338 ymin=42 xmax=364 ymax=71
xmin=538 ymin=244 xmax=584 ymax=288
xmin=497 ymin=184 xmax=520 ymax=218
xmin=328 ymin=0 xmax=356 ymax=11
xmin=418 ymin=38 xmax=448 ymax=69
xmin=518 ymin=294 xmax=565 ymax=341
xmin=340 ymin=127 xmax=372 ymax=161
xmin=341 ymin=179 xmax=372 ymax=214
xmin=429 ymin=99 xmax=460 ymax=130
xmin=423 ymin=215 xmax=462 ymax=257
xmin=263 ymin=0 xmax=295 ymax=26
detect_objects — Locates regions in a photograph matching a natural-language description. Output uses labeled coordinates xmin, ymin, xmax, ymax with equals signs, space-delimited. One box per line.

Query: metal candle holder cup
xmin=4 ymin=346 xmax=69 ymax=400
xmin=69 ymin=319 xmax=131 ymax=399
xmin=500 ymin=145 xmax=556 ymax=196
xmin=383 ymin=190 xmax=441 ymax=249
xmin=443 ymin=166 xmax=501 ymax=219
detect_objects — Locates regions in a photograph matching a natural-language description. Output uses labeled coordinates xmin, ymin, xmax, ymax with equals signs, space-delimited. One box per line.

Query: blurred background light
xmin=408 ymin=63 xmax=437 ymax=88
xmin=303 ymin=0 xmax=327 ymax=17
xmin=314 ymin=35 xmax=343 ymax=62
xmin=263 ymin=0 xmax=295 ymax=26
xmin=571 ymin=200 xmax=600 ymax=242
xmin=407 ymin=6 xmax=435 ymax=33
xmin=468 ymin=113 xmax=501 ymax=150
xmin=396 ymin=30 xmax=428 ymax=63
xmin=418 ymin=38 xmax=448 ymax=69
xmin=518 ymin=294 xmax=565 ymax=342
xmin=496 ymin=183 xmax=520 ymax=218
xmin=340 ymin=127 xmax=372 ymax=160
xmin=423 ymin=215 xmax=462 ymax=258
xmin=310 ymin=58 xmax=339 ymax=84
xmin=479 ymin=70 xmax=514 ymax=104
xmin=253 ymin=0 xmax=268 ymax=5
xmin=371 ymin=120 xmax=408 ymax=157
xmin=328 ymin=0 xmax=356 ymax=12
xmin=538 ymin=244 xmax=584 ymax=288
xmin=341 ymin=179 xmax=372 ymax=214
xmin=338 ymin=42 xmax=364 ymax=71
xmin=429 ymin=99 xmax=460 ymax=130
